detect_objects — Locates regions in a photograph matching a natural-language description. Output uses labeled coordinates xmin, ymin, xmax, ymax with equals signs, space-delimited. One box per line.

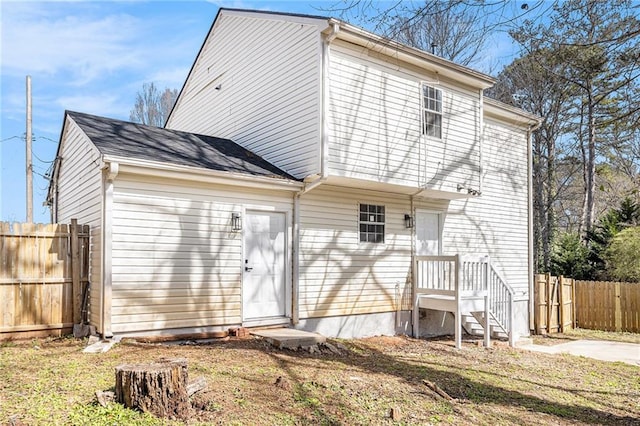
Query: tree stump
xmin=115 ymin=358 xmax=190 ymax=419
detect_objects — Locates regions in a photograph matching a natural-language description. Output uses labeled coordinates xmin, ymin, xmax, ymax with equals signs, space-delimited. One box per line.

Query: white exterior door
xmin=415 ymin=211 xmax=441 ymax=256
xmin=243 ymin=211 xmax=286 ymax=320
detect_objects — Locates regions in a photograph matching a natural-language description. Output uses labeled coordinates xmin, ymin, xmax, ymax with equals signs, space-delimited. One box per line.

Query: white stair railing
xmin=413 ymin=255 xmax=516 ymax=347
xmin=487 ymin=263 xmax=515 ymax=346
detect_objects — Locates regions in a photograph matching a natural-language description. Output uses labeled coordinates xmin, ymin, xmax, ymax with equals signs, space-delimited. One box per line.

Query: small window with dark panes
xmin=359 ymin=204 xmax=385 ymax=243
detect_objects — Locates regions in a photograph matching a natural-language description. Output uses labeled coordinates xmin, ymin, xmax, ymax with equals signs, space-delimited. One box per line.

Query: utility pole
xmin=26 ymin=75 xmax=33 ymax=223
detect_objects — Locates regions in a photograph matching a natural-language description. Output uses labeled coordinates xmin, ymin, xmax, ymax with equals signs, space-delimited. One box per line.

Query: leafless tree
xmin=511 ymin=0 xmax=640 ymax=234
xmin=130 ymin=82 xmax=178 ymax=127
xmin=324 ymin=1 xmax=547 ymax=72
xmin=387 ymin=1 xmax=490 ymax=67
xmin=489 ymin=51 xmax=575 ymax=272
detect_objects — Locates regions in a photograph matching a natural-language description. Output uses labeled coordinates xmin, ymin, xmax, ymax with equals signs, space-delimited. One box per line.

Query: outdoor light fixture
xmin=404 ymin=214 xmax=414 ymax=229
xmin=232 ymin=212 xmax=242 ymax=231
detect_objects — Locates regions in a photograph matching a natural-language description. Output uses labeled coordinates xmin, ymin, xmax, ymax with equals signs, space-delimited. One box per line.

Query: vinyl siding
xmin=55 ymin=117 xmax=103 ymax=329
xmin=298 ymin=185 xmax=447 ymax=319
xmin=436 ymin=118 xmax=530 ymax=298
xmin=109 ymin=173 xmax=292 ymax=334
xmin=297 ymin=176 xmax=528 ymax=321
xmin=166 ymin=12 xmax=323 ymax=179
xmin=328 ymin=43 xmax=480 ymax=193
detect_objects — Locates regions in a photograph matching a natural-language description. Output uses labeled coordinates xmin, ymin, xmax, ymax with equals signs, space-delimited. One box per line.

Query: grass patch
xmin=0 ymin=334 xmax=638 ymax=425
xmin=532 ymin=327 xmax=640 ymax=345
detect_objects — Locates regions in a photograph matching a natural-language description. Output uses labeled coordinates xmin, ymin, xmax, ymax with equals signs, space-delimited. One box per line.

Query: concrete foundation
xmin=295 ymin=311 xmax=412 ymax=339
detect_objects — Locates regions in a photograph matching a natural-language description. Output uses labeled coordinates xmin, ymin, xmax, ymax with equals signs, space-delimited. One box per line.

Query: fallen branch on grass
xmin=187 ymin=376 xmax=207 ymax=397
xmin=422 ymin=379 xmax=454 ymax=401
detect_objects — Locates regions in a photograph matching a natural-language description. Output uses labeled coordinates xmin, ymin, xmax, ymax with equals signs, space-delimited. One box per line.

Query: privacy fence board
xmin=575 ymin=280 xmax=640 ymax=333
xmin=0 ymin=221 xmax=89 ymax=340
xmin=533 ymin=274 xmax=575 ymax=334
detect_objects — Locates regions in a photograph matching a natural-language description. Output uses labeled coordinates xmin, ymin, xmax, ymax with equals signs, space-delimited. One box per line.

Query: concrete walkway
xmin=520 ymin=340 xmax=640 ymax=366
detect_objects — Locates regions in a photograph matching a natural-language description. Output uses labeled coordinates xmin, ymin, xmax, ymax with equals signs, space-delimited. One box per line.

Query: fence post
xmin=70 ymin=219 xmax=81 ymax=324
xmin=571 ymin=279 xmax=576 ymax=329
xmin=545 ymin=273 xmax=552 ymax=334
xmin=559 ymin=276 xmax=565 ymax=333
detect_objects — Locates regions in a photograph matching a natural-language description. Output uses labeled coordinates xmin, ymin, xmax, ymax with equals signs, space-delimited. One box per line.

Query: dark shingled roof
xmin=67 ymin=111 xmax=298 ymax=181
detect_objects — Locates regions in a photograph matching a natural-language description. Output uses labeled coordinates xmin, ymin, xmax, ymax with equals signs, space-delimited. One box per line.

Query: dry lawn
xmin=1 ymin=332 xmax=639 ymax=425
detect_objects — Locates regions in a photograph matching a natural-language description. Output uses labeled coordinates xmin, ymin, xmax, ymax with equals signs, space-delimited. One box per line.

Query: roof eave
xmin=102 ymin=155 xmax=303 ymax=191
xmin=327 ymin=18 xmax=496 ymax=90
xmin=484 ymin=98 xmax=542 ymax=127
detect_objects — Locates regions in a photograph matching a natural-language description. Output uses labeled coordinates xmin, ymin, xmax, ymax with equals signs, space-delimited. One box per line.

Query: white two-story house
xmin=48 ymin=8 xmax=540 ymax=343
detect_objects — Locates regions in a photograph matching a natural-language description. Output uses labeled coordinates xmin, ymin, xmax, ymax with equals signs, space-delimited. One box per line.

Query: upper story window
xmin=422 ymin=84 xmax=442 ymax=139
xmin=359 ymin=204 xmax=385 ymax=243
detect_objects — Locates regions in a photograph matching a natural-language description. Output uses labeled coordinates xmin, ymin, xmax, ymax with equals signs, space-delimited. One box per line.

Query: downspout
xmin=409 ymin=195 xmax=416 ymax=335
xmin=526 ymin=120 xmax=542 ymax=334
xmin=478 ymin=89 xmax=484 ymax=194
xmin=101 ymin=161 xmax=119 ymax=338
xmin=321 ymin=21 xmax=339 ymax=180
xmin=292 ymin=22 xmax=339 ymax=325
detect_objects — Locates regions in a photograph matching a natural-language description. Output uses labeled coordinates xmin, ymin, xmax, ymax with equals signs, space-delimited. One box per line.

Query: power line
xmin=34 ymin=135 xmax=59 ymax=143
xmin=32 ymin=150 xmax=54 ymax=164
xmin=0 ymin=136 xmax=21 ymax=143
xmin=1 ymin=134 xmax=58 ymax=144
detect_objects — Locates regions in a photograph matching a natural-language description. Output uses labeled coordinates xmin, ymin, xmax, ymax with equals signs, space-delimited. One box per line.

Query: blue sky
xmin=0 ymin=0 xmax=520 ymax=224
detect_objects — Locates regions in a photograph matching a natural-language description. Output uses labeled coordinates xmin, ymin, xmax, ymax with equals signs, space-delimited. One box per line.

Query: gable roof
xmin=166 ymin=7 xmax=496 ymax=126
xmin=67 ymin=111 xmax=298 ymax=181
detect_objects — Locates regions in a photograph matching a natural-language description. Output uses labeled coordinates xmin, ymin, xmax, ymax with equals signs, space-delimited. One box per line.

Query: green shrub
xmin=604 ymin=226 xmax=640 ymax=282
xmin=550 ymin=232 xmax=591 ymax=279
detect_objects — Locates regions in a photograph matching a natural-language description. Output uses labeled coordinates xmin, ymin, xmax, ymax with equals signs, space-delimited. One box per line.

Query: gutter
xmin=103 ymin=155 xmax=302 ymax=192
xmin=292 ymin=22 xmax=339 ymax=325
xmin=526 ymin=120 xmax=542 ymax=334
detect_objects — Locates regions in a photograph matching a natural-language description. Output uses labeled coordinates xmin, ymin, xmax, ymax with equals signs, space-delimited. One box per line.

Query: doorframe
xmin=241 ymin=208 xmax=292 ymax=327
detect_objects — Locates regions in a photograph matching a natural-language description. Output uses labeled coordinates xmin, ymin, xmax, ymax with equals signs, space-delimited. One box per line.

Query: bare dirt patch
xmin=1 ymin=333 xmax=638 ymax=425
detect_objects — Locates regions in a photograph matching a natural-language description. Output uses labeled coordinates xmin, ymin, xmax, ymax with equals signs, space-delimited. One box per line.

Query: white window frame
xmin=359 ymin=203 xmax=385 ymax=244
xmin=422 ymin=84 xmax=442 ymax=139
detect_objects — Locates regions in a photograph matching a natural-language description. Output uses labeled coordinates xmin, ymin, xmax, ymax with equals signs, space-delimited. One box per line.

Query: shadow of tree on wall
xmin=297 ymin=188 xmax=413 ymax=337
xmin=110 ymin=184 xmax=240 ymax=334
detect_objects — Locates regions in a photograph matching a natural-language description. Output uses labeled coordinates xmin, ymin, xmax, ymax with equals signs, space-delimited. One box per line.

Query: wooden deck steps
xmin=413 ymin=254 xmax=515 ymax=348
xmin=462 ymin=313 xmax=509 ymax=339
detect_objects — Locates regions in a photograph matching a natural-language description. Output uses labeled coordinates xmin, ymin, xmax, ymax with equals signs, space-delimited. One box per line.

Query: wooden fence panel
xmin=575 ymin=280 xmax=640 ymax=333
xmin=533 ymin=274 xmax=575 ymax=334
xmin=620 ymin=283 xmax=639 ymax=332
xmin=0 ymin=221 xmax=89 ymax=340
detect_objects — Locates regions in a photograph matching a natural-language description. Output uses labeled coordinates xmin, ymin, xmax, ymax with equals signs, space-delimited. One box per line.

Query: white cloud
xmin=142 ymin=67 xmax=191 ymax=90
xmin=55 ymin=92 xmax=131 ymax=119
xmin=1 ymin=3 xmax=146 ymax=86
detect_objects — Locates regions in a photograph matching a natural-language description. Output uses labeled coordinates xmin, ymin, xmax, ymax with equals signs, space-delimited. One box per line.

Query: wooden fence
xmin=533 ymin=274 xmax=575 ymax=334
xmin=575 ymin=280 xmax=640 ymax=333
xmin=0 ymin=220 xmax=89 ymax=340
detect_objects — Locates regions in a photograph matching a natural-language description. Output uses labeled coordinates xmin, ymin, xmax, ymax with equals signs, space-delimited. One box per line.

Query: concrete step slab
xmin=251 ymin=328 xmax=326 ymax=349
